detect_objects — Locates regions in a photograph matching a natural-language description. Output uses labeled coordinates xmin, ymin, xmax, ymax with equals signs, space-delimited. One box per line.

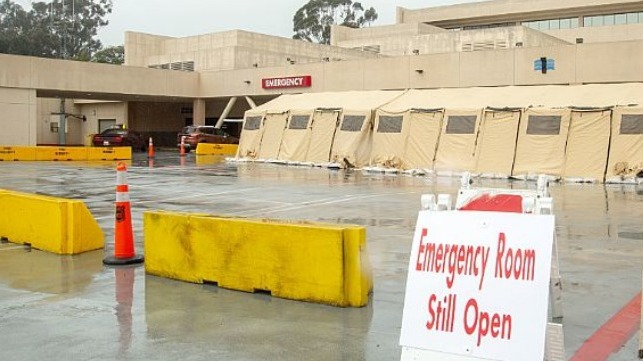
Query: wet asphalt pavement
xmin=0 ymin=151 xmax=641 ymax=361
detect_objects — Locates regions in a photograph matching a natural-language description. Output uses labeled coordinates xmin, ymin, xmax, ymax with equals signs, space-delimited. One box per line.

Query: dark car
xmin=92 ymin=128 xmax=146 ymax=151
xmin=177 ymin=125 xmax=239 ymax=152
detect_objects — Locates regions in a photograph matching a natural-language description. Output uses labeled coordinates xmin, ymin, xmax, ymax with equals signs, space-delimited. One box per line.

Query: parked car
xmin=92 ymin=128 xmax=146 ymax=151
xmin=177 ymin=125 xmax=239 ymax=152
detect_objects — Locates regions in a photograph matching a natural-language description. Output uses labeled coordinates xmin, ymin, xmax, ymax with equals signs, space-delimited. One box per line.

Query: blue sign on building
xmin=534 ymin=58 xmax=555 ymax=72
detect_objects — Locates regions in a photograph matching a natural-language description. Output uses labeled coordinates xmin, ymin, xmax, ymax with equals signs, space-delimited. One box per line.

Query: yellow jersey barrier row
xmin=0 ymin=189 xmax=104 ymax=255
xmin=195 ymin=143 xmax=238 ymax=155
xmin=144 ymin=211 xmax=372 ymax=307
xmin=0 ymin=146 xmax=131 ymax=161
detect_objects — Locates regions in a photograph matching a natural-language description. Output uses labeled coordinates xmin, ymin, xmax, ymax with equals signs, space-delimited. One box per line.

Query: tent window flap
xmin=526 ymin=115 xmax=562 ymax=135
xmin=289 ymin=115 xmax=310 ymax=130
xmin=445 ymin=115 xmax=476 ymax=134
xmin=620 ymin=114 xmax=643 ymax=134
xmin=341 ymin=115 xmax=366 ymax=132
xmin=244 ymin=116 xmax=262 ymax=130
xmin=377 ymin=116 xmax=403 ymax=133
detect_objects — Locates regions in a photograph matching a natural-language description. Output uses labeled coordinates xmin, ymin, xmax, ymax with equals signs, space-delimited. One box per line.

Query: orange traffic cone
xmin=180 ymin=136 xmax=187 ymax=156
xmin=147 ymin=137 xmax=155 ymax=158
xmin=104 ymin=162 xmax=144 ymax=266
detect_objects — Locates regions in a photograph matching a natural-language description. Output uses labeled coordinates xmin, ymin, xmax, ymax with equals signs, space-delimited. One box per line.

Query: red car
xmin=92 ymin=128 xmax=146 ymax=151
xmin=177 ymin=125 xmax=239 ymax=152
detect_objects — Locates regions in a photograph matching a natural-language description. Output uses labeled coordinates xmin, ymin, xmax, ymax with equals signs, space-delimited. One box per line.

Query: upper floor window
xmin=523 ymin=17 xmax=579 ymax=31
xmin=585 ymin=12 xmax=643 ymax=27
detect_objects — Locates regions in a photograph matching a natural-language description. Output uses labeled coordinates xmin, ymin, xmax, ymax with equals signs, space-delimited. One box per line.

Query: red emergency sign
xmin=262 ymin=76 xmax=312 ymax=89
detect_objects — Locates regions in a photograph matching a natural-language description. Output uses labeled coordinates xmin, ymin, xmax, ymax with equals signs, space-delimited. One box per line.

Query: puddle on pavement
xmin=316 ymin=217 xmax=414 ymax=229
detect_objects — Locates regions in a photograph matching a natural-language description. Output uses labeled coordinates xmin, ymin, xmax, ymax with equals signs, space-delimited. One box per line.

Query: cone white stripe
xmin=116 ymin=192 xmax=130 ymax=202
xmin=117 ymin=171 xmax=127 ymax=185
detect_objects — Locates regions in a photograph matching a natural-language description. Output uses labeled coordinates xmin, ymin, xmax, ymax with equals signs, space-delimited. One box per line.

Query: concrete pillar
xmin=193 ymin=98 xmax=206 ymax=126
xmin=215 ymin=97 xmax=238 ymax=129
xmin=58 ymin=98 xmax=66 ymax=145
xmin=27 ymin=89 xmax=37 ymax=146
xmin=245 ymin=96 xmax=257 ymax=109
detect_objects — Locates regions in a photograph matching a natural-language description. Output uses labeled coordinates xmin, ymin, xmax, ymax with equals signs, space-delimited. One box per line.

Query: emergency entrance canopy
xmin=606 ymin=107 xmax=643 ymax=183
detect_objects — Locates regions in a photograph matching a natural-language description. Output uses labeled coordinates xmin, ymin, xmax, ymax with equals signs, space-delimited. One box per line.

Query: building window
xmin=615 ymin=13 xmax=627 ymax=25
xmin=462 ymin=22 xmax=514 ymax=30
xmin=627 ymin=12 xmax=639 ymax=24
xmin=523 ymin=17 xmax=579 ymax=31
xmin=584 ymin=12 xmax=643 ymax=27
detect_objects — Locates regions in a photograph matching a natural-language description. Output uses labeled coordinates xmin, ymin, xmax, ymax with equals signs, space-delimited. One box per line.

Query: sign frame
xmin=400 ymin=210 xmax=555 ymax=361
xmin=261 ymin=75 xmax=312 ymax=89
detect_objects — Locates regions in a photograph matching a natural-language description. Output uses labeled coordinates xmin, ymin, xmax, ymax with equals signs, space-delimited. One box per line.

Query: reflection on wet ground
xmin=0 ymin=151 xmax=641 ymax=360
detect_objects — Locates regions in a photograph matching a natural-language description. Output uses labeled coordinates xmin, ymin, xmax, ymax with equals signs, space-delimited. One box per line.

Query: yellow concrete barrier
xmin=195 ymin=143 xmax=239 ymax=155
xmin=195 ymin=155 xmax=225 ymax=166
xmin=0 ymin=189 xmax=104 ymax=255
xmin=87 ymin=147 xmax=132 ymax=161
xmin=0 ymin=146 xmax=37 ymax=161
xmin=36 ymin=146 xmax=88 ymax=161
xmin=144 ymin=211 xmax=372 ymax=307
xmin=0 ymin=146 xmax=131 ymax=161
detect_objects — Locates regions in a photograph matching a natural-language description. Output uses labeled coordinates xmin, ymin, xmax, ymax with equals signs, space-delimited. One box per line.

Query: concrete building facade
xmin=2 ymin=0 xmax=643 ymax=146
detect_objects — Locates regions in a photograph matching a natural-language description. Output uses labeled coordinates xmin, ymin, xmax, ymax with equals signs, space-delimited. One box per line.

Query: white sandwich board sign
xmin=400 ymin=210 xmax=555 ymax=361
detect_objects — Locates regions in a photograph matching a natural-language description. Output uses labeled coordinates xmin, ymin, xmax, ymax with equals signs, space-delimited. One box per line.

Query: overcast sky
xmin=15 ymin=0 xmax=484 ymax=46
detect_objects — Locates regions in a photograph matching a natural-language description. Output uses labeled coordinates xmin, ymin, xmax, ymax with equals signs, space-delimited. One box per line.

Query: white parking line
xmin=237 ymin=191 xmax=418 ymax=217
xmin=134 ymin=187 xmax=264 ymax=205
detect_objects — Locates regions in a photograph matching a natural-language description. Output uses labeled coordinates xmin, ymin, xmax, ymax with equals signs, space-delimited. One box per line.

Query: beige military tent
xmin=236 ymin=83 xmax=643 ymax=180
xmin=434 ymin=109 xmax=483 ymax=176
xmin=606 ymin=107 xmax=643 ymax=183
xmin=236 ymin=113 xmax=265 ymax=159
xmin=563 ymin=109 xmax=612 ymax=182
xmin=238 ymin=91 xmax=404 ymax=166
xmin=512 ymin=108 xmax=571 ymax=180
xmin=474 ymin=109 xmax=521 ymax=178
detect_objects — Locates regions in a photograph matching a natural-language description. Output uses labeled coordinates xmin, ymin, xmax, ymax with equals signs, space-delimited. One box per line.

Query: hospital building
xmin=0 ymin=0 xmax=642 ymax=181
